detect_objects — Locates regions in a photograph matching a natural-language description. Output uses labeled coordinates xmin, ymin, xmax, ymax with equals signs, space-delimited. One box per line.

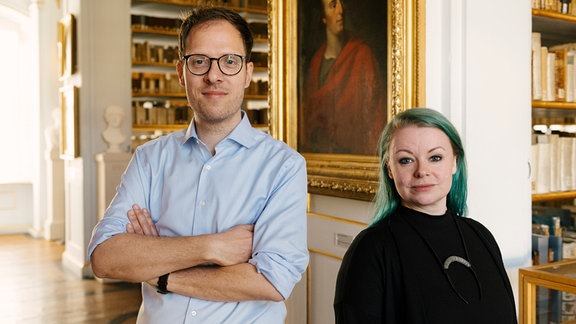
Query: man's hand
xmin=126 ymin=204 xmax=254 ymax=267
xmin=127 ymin=204 xmax=158 ymax=236
xmin=209 ymin=224 xmax=254 ymax=266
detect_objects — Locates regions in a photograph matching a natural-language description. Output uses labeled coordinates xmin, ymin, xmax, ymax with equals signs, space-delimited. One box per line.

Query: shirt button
xmin=191 ymin=310 xmax=197 ymax=316
xmin=206 ymin=165 xmax=212 ymax=170
xmin=200 ymin=200 xmax=206 ymax=206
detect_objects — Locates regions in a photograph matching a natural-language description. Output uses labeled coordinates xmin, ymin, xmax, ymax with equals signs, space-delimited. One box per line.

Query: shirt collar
xmin=181 ymin=111 xmax=260 ymax=148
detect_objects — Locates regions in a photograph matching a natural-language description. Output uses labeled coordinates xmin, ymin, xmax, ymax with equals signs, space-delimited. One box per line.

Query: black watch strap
xmin=157 ymin=273 xmax=170 ymax=294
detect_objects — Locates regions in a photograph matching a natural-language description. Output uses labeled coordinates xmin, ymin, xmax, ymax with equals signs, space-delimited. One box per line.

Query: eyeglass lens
xmin=185 ymin=54 xmax=243 ymax=76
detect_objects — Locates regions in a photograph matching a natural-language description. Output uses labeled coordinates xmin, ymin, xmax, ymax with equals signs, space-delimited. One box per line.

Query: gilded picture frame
xmin=60 ymin=85 xmax=80 ymax=159
xmin=269 ymin=0 xmax=426 ymax=201
xmin=57 ymin=14 xmax=77 ymax=79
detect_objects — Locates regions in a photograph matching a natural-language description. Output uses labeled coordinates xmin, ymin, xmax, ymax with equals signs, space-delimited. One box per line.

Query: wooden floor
xmin=0 ymin=234 xmax=142 ymax=324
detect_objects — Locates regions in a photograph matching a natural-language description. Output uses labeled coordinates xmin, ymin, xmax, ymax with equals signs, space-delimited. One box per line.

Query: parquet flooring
xmin=0 ymin=234 xmax=142 ymax=324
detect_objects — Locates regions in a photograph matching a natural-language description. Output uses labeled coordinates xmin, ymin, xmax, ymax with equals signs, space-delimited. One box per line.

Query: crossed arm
xmin=90 ymin=205 xmax=283 ymax=302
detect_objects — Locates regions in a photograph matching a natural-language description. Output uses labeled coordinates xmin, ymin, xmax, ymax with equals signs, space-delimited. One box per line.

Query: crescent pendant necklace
xmin=401 ymin=210 xmax=483 ymax=304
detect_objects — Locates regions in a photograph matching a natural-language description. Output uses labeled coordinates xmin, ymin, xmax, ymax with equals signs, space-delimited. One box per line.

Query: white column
xmin=29 ymin=0 xmax=61 ymax=239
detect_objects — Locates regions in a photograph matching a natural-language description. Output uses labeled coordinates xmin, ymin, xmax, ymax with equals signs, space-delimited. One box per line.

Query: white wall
xmin=0 ymin=183 xmax=32 ymax=234
xmin=427 ymin=0 xmax=532 ymax=303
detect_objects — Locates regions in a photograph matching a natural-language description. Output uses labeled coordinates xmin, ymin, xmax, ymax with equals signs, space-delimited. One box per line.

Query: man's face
xmin=177 ymin=20 xmax=253 ymax=126
xmin=322 ymin=0 xmax=344 ymax=37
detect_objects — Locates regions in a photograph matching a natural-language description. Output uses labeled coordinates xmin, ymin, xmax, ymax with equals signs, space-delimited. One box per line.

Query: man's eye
xmin=223 ymin=57 xmax=240 ymax=66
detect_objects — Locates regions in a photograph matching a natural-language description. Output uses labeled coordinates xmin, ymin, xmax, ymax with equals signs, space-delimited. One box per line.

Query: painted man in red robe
xmin=299 ymin=0 xmax=387 ymax=155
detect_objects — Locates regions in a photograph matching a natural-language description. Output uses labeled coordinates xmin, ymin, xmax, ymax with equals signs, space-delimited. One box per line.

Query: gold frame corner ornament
xmin=269 ymin=0 xmax=425 ymax=201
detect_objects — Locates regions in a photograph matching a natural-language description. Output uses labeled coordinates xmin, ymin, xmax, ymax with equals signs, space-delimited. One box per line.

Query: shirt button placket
xmin=199 ymin=164 xmax=211 ymax=208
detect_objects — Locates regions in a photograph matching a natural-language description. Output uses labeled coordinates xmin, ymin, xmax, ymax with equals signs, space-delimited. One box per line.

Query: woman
xmin=334 ymin=108 xmax=517 ymax=323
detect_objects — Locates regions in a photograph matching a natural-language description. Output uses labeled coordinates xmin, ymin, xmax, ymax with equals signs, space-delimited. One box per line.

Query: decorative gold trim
xmin=308 ymin=248 xmax=344 ymax=261
xmin=270 ymin=0 xmax=425 ymax=201
xmin=60 ymin=85 xmax=80 ymax=159
xmin=308 ymin=212 xmax=369 ymax=227
xmin=57 ymin=14 xmax=77 ymax=80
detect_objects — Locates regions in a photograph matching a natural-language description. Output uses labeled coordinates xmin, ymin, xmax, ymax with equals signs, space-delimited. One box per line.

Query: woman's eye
xmin=398 ymin=158 xmax=412 ymax=165
xmin=430 ymin=155 xmax=442 ymax=162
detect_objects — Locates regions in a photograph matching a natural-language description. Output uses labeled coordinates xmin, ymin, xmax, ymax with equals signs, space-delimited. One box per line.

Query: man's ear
xmin=176 ymin=60 xmax=185 ymax=86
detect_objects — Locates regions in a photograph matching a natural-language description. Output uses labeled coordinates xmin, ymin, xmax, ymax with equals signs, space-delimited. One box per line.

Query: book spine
xmin=547 ymin=52 xmax=557 ymax=101
xmin=533 ymin=33 xmax=543 ymax=100
xmin=567 ymin=51 xmax=575 ymax=102
xmin=536 ymin=134 xmax=551 ymax=193
xmin=542 ymin=47 xmax=550 ymax=101
xmin=549 ymin=133 xmax=561 ymax=192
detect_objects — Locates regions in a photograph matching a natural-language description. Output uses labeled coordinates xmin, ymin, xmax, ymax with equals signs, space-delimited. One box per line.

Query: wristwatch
xmin=157 ymin=273 xmax=170 ymax=294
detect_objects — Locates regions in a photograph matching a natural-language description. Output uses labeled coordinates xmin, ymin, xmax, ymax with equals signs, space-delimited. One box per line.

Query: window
xmin=0 ymin=5 xmax=35 ymax=183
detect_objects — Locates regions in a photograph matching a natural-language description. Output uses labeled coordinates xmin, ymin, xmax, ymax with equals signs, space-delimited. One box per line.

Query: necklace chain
xmin=401 ymin=210 xmax=483 ymax=304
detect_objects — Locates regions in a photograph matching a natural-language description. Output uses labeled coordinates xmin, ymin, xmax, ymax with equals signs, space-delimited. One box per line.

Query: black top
xmin=334 ymin=206 xmax=518 ymax=324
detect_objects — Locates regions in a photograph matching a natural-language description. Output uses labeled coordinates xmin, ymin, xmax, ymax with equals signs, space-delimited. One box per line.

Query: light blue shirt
xmin=88 ymin=113 xmax=309 ymax=323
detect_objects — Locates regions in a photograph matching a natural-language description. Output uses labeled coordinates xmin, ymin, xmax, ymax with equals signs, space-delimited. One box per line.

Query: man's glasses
xmin=182 ymin=54 xmax=246 ymax=76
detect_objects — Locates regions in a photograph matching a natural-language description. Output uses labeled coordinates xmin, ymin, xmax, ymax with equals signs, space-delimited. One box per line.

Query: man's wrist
xmin=157 ymin=273 xmax=170 ymax=294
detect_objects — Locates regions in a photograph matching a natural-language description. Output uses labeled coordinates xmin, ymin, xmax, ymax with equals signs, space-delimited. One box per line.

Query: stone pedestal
xmin=95 ymin=152 xmax=131 ymax=220
xmin=44 ymin=154 xmax=65 ymax=240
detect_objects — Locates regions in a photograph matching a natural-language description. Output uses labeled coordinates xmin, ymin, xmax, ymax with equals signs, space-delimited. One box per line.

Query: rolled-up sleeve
xmin=249 ymin=154 xmax=309 ymax=299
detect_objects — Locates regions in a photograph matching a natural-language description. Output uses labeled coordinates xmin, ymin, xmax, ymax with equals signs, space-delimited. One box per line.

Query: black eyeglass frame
xmin=181 ymin=53 xmax=246 ymax=76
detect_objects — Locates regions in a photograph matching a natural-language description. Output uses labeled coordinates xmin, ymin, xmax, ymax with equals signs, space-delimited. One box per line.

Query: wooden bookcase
xmin=531 ymin=9 xmax=576 ymax=204
xmin=130 ymin=0 xmax=270 ymax=150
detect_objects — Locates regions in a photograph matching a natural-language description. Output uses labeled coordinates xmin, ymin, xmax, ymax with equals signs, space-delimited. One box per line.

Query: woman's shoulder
xmin=349 ymin=217 xmax=396 ymax=250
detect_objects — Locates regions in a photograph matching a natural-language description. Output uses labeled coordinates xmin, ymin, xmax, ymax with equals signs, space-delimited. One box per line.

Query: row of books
xmin=246 ymin=79 xmax=268 ymax=96
xmin=531 ymin=131 xmax=576 ymax=194
xmin=132 ymin=14 xmax=268 ymax=39
xmin=250 ymin=52 xmax=268 ymax=68
xmin=132 ymin=100 xmax=192 ymax=126
xmin=532 ymin=33 xmax=576 ymax=102
xmin=132 ymin=15 xmax=179 ymax=34
xmin=132 ymin=42 xmax=179 ymax=65
xmin=533 ymin=0 xmax=576 ymax=15
xmin=244 ymin=106 xmax=268 ymax=125
xmin=132 ymin=72 xmax=182 ymax=96
xmin=135 ymin=0 xmax=266 ymax=10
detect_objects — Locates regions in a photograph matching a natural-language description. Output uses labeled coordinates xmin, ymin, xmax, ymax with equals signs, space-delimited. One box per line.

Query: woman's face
xmin=322 ymin=0 xmax=344 ymax=37
xmin=387 ymin=125 xmax=457 ymax=215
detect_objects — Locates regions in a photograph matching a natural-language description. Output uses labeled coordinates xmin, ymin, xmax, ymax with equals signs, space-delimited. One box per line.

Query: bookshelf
xmin=130 ymin=0 xmax=270 ymax=150
xmin=531 ymin=9 xmax=576 ymax=204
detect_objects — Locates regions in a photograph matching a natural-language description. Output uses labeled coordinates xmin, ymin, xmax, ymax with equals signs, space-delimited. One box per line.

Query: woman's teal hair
xmin=372 ymin=108 xmax=468 ymax=225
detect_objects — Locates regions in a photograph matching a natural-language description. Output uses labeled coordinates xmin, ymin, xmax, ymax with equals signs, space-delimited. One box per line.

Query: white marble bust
xmin=102 ymin=105 xmax=127 ymax=153
xmin=44 ymin=108 xmax=61 ymax=159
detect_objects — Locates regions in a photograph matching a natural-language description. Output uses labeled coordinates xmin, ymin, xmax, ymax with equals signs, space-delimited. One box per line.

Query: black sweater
xmin=334 ymin=206 xmax=518 ymax=324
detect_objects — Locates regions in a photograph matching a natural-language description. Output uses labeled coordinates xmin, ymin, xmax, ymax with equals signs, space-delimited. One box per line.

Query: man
xmin=300 ymin=0 xmax=386 ymax=155
xmin=88 ymin=8 xmax=309 ymax=323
